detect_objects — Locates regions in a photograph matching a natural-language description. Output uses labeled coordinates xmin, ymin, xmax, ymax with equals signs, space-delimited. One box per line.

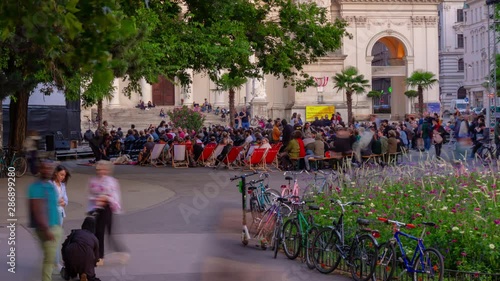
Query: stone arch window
xmin=457 ymin=86 xmax=467 ymax=99
xmin=458 ymin=58 xmax=464 ymax=72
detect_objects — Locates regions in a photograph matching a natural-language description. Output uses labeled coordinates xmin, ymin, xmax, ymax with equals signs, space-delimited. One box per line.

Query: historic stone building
xmin=438 ymin=0 xmax=466 ymax=114
xmin=91 ymin=0 xmax=441 ymax=126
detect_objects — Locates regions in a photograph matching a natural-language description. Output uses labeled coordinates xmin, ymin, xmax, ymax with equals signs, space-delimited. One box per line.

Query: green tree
xmin=406 ymin=71 xmax=438 ymax=115
xmin=404 ymin=90 xmax=419 ymax=113
xmin=332 ymin=66 xmax=370 ymax=125
xmin=183 ymin=0 xmax=349 ymax=127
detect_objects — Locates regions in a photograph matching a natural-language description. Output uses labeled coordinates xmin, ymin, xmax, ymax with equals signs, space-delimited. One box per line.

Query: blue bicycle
xmin=375 ymin=218 xmax=444 ymax=281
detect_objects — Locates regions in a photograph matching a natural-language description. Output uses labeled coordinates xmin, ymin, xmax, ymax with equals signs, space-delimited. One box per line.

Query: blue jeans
xmin=242 ymin=122 xmax=250 ymax=129
xmin=424 ymin=137 xmax=431 ymax=151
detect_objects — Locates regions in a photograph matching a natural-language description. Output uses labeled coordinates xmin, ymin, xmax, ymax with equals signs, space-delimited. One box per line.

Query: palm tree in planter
xmin=333 ymin=66 xmax=370 ymax=125
xmin=367 ymin=90 xmax=383 ymax=113
xmin=404 ymin=90 xmax=419 ymax=114
xmin=406 ymin=71 xmax=438 ymax=114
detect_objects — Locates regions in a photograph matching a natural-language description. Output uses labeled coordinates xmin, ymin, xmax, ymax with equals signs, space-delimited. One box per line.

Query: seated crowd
xmin=85 ymin=111 xmax=424 ymax=169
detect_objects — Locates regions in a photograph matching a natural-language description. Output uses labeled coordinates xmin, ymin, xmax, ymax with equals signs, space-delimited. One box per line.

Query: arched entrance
xmin=370 ymin=36 xmax=408 ymax=117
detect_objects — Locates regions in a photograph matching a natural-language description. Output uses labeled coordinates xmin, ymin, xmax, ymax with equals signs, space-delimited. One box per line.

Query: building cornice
xmin=338 ymin=0 xmax=441 ymax=3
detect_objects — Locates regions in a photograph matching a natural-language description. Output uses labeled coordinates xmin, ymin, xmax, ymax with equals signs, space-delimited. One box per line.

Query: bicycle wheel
xmin=312 ymin=227 xmax=341 ymax=274
xmin=263 ymin=189 xmax=281 ymax=206
xmin=306 ymin=226 xmax=320 ymax=269
xmin=249 ymin=197 xmax=261 ymax=223
xmin=477 ymin=147 xmax=494 ymax=165
xmin=350 ymin=234 xmax=378 ymax=281
xmin=13 ymin=157 xmax=27 ymax=177
xmin=273 ymin=219 xmax=282 ymax=259
xmin=250 ymin=118 xmax=259 ymax=127
xmin=375 ymin=242 xmax=397 ymax=281
xmin=282 ymin=219 xmax=301 ymax=260
xmin=412 ymin=248 xmax=444 ymax=281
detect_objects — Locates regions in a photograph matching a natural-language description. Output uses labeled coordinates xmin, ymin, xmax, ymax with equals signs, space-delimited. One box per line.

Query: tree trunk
xmin=9 ymin=89 xmax=29 ymax=153
xmin=346 ymin=91 xmax=353 ymax=127
xmin=97 ymin=99 xmax=103 ymax=128
xmin=418 ymin=85 xmax=424 ymax=115
xmin=0 ymin=99 xmax=3 ymax=150
xmin=229 ymin=88 xmax=235 ymax=128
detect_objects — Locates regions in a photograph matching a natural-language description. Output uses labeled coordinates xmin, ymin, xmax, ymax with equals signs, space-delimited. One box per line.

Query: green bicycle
xmin=281 ymin=196 xmax=320 ymax=269
xmin=0 ymin=150 xmax=27 ymax=178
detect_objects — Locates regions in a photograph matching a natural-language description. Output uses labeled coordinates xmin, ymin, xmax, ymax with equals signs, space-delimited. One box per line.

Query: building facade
xmin=438 ymin=0 xmax=466 ymax=114
xmin=463 ymin=0 xmax=489 ymax=108
xmin=91 ymin=0 xmax=441 ymax=125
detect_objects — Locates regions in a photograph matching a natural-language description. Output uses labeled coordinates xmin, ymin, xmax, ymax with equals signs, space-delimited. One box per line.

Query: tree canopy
xmin=1 ymin=0 xmax=349 ymax=149
xmin=406 ymin=70 xmax=438 ymax=115
xmin=333 ymin=66 xmax=370 ymax=125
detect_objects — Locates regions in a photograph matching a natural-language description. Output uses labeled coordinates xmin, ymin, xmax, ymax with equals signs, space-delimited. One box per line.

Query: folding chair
xmin=208 ymin=144 xmax=225 ymax=167
xmin=220 ymin=146 xmax=244 ymax=170
xmin=264 ymin=148 xmax=280 ymax=171
xmin=271 ymin=142 xmax=283 ymax=151
xmin=242 ymin=148 xmax=267 ymax=171
xmin=172 ymin=144 xmax=189 ymax=168
xmin=197 ymin=143 xmax=217 ymax=166
xmin=149 ymin=143 xmax=166 ymax=167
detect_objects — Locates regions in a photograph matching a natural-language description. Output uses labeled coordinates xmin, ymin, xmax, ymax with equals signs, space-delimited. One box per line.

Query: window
xmin=472 ymin=35 xmax=475 ymax=52
xmin=458 ymin=58 xmax=464 ymax=72
xmin=464 ymin=36 xmax=467 ymax=52
xmin=457 ymin=9 xmax=464 ymax=22
xmin=457 ymin=34 xmax=464 ymax=48
xmin=464 ymin=11 xmax=467 ymax=23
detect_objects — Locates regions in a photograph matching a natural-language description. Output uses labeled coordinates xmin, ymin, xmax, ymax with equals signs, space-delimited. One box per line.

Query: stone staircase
xmin=85 ymin=107 xmax=229 ymax=132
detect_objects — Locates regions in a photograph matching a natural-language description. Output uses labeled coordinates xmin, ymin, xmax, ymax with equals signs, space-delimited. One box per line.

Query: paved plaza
xmin=0 ymin=146 xmax=478 ymax=281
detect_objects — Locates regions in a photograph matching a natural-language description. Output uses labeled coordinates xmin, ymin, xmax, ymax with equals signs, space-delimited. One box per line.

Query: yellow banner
xmin=306 ymin=106 xmax=335 ymax=122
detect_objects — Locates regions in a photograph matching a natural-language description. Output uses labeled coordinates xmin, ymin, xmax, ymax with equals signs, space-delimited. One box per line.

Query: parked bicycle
xmin=281 ymin=170 xmax=309 ymax=199
xmin=0 ymin=149 xmax=28 ymax=178
xmin=254 ymin=195 xmax=292 ymax=250
xmin=281 ymin=197 xmax=320 ymax=269
xmin=248 ymin=173 xmax=281 ymax=223
xmin=375 ymin=217 xmax=444 ymax=281
xmin=302 ymin=169 xmax=340 ymax=199
xmin=312 ymin=200 xmax=379 ymax=281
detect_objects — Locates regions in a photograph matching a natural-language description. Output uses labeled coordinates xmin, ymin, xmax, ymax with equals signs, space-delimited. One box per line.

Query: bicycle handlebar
xmin=283 ymin=170 xmax=309 ymax=176
xmin=247 ymin=178 xmax=265 ymax=185
xmin=230 ymin=171 xmax=259 ymax=181
xmin=377 ymin=217 xmax=416 ymax=229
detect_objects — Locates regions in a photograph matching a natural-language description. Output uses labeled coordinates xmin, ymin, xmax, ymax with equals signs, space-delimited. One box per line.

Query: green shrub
xmin=309 ymin=168 xmax=500 ymax=273
xmin=166 ymin=106 xmax=205 ymax=132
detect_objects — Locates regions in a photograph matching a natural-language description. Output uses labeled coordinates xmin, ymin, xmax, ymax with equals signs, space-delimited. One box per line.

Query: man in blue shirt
xmin=28 ymin=160 xmax=62 ymax=281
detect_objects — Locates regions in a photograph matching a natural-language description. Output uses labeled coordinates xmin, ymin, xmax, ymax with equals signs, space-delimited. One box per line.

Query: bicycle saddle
xmin=247 ymin=186 xmax=257 ymax=190
xmin=285 ymin=176 xmax=293 ymax=181
xmin=422 ymin=222 xmax=436 ymax=227
xmin=276 ymin=197 xmax=290 ymax=203
xmin=308 ymin=205 xmax=320 ymax=211
xmin=356 ymin=218 xmax=371 ymax=226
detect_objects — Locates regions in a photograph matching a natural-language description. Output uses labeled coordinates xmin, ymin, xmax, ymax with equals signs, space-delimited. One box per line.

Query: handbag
xmin=433 ymin=130 xmax=443 ymax=144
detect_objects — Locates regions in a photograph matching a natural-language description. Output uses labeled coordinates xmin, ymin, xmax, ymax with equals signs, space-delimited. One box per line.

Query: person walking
xmin=49 ymin=165 xmax=70 ymax=274
xmin=87 ymin=160 xmax=129 ymax=266
xmin=432 ymin=118 xmax=445 ymax=159
xmin=28 ymin=160 xmax=62 ymax=281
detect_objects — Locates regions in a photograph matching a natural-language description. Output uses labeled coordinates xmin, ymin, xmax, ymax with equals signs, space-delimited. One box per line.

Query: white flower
xmin=452 ymin=227 xmax=459 ymax=231
xmin=489 ymin=244 xmax=495 ymax=250
xmin=367 ymin=212 xmax=373 ymax=215
xmin=319 ymin=207 xmax=324 ymax=210
xmin=370 ymin=202 xmax=375 ymax=208
xmin=459 ymin=231 xmax=464 ymax=234
xmin=441 ymin=206 xmax=448 ymax=211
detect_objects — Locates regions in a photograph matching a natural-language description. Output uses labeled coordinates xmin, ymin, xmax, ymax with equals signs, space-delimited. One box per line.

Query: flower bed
xmin=309 ymin=167 xmax=500 ymax=274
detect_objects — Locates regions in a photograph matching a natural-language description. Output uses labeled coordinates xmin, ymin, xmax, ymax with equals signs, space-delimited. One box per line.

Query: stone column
xmin=108 ymin=78 xmax=120 ymax=107
xmin=140 ymin=78 xmax=153 ymax=104
xmin=182 ymin=69 xmax=194 ymax=106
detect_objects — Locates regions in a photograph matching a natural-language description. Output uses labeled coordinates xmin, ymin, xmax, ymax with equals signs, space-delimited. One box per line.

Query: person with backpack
xmin=60 ymin=217 xmax=101 ymax=281
xmin=28 ymin=160 xmax=62 ymax=281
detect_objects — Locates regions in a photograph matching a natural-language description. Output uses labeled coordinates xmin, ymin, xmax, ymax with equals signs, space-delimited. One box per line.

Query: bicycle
xmin=375 ymin=218 xmax=444 ymax=281
xmin=247 ymin=173 xmax=281 ymax=223
xmin=302 ymin=169 xmax=340 ymax=199
xmin=312 ymin=200 xmax=379 ymax=281
xmin=281 ymin=197 xmax=320 ymax=269
xmin=475 ymin=142 xmax=496 ymax=165
xmin=84 ymin=115 xmax=99 ymax=130
xmin=0 ymin=149 xmax=28 ymax=178
xmin=270 ymin=197 xmax=293 ymax=258
xmin=281 ymin=170 xmax=309 ymax=199
xmin=254 ymin=195 xmax=292 ymax=250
